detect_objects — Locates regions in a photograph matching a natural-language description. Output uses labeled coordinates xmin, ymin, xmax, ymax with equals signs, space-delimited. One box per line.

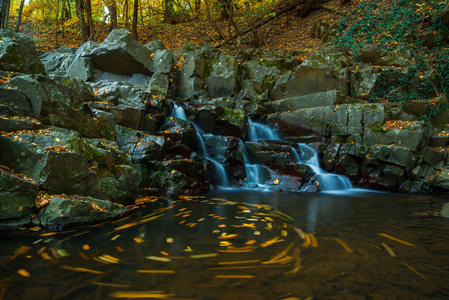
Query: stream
xmin=1 ymin=189 xmax=448 ymax=299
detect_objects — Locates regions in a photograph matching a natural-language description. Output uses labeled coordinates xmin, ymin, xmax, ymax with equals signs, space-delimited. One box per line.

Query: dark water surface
xmin=1 ymin=190 xmax=449 ymax=299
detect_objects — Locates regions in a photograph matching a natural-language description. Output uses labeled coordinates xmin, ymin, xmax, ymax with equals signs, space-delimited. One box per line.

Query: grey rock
xmin=149 ymin=72 xmax=169 ymax=96
xmin=153 ymin=49 xmax=174 ymax=73
xmin=0 ymin=29 xmax=46 ymax=75
xmin=85 ymin=29 xmax=154 ymax=75
xmin=267 ymin=90 xmax=340 ymax=113
xmin=10 ymin=75 xmax=47 ymax=118
xmin=0 ymin=86 xmax=32 ymax=116
xmin=364 ymin=128 xmax=424 ymax=151
xmin=273 ymin=106 xmax=334 ymax=136
xmin=38 ymin=196 xmax=130 ymax=228
xmin=145 ymin=40 xmax=166 ymax=52
xmin=67 ymin=56 xmax=95 ymax=82
xmin=0 ymin=171 xmax=38 ymax=227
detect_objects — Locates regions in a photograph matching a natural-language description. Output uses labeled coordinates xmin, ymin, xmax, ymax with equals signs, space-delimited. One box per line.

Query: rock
xmin=0 ymin=114 xmax=41 ymax=132
xmin=0 ymin=86 xmax=33 ymax=116
xmin=91 ymin=81 xmax=148 ymax=110
xmin=422 ymin=147 xmax=445 ymax=166
xmin=0 ymin=29 xmax=46 ymax=75
xmin=364 ymin=128 xmax=424 ymax=151
xmin=358 ymin=43 xmax=413 ymax=67
xmin=243 ymin=58 xmax=283 ymax=97
xmin=67 ymin=56 xmax=95 ymax=81
xmin=85 ymin=29 xmax=154 ymax=75
xmin=267 ymin=90 xmax=340 ymax=113
xmin=388 ymin=146 xmax=417 ymax=172
xmin=272 ymin=47 xmax=351 ymax=99
xmin=0 ymin=171 xmax=38 ymax=228
xmin=177 ymin=53 xmax=206 ymax=99
xmin=116 ymin=125 xmax=166 ymax=161
xmin=214 ymin=108 xmax=246 ymax=138
xmin=153 ymin=49 xmax=174 ymax=73
xmin=97 ymin=165 xmax=140 ymax=204
xmin=145 ymin=40 xmax=166 ymax=52
xmin=432 ymin=172 xmax=449 ymax=191
xmin=204 ymin=52 xmax=237 ymax=98
xmin=358 ymin=44 xmax=382 ymax=64
xmin=110 ymin=105 xmax=143 ymax=129
xmin=441 ymin=203 xmax=449 ymax=218
xmin=380 ymin=164 xmax=405 ymax=188
xmin=9 ymin=75 xmax=47 ymax=118
xmin=148 ymin=72 xmax=169 ymax=96
xmin=42 ymin=52 xmax=75 ymax=74
xmin=271 ymin=106 xmax=334 ymax=136
xmin=350 ymin=64 xmax=380 ymax=99
xmin=38 ymin=196 xmax=130 ymax=228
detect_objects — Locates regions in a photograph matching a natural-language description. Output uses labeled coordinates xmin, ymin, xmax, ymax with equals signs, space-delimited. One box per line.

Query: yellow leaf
xmin=378 ymin=233 xmax=415 ymax=246
xmin=17 ymin=269 xmax=30 ymax=277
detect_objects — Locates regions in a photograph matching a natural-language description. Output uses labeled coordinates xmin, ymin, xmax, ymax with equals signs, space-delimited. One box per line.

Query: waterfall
xmin=170 ymin=104 xmax=229 ymax=187
xmin=247 ymin=118 xmax=280 ymax=141
xmin=239 ymin=140 xmax=262 ymax=185
xmin=296 ymin=143 xmax=353 ymax=192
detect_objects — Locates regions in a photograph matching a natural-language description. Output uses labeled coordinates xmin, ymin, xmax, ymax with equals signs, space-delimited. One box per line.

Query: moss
xmin=367 ymin=121 xmax=389 ymax=133
xmin=83 ymin=143 xmax=106 ymax=161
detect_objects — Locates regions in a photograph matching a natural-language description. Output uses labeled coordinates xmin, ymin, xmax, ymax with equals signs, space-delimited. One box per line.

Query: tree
xmin=0 ymin=0 xmax=10 ymax=29
xmin=131 ymin=0 xmax=138 ymax=39
xmin=108 ymin=0 xmax=117 ymax=31
xmin=75 ymin=0 xmax=88 ymax=42
xmin=15 ymin=0 xmax=25 ymax=32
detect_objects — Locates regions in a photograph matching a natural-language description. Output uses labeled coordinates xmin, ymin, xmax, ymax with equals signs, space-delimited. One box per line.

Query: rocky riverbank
xmin=1 ymin=28 xmax=448 ymax=229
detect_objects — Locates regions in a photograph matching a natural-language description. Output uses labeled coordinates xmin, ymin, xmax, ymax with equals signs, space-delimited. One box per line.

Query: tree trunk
xmin=66 ymin=0 xmax=72 ymax=18
xmin=85 ymin=0 xmax=95 ymax=40
xmin=75 ymin=0 xmax=88 ymax=43
xmin=124 ymin=0 xmax=129 ymax=29
xmin=163 ymin=0 xmax=174 ymax=24
xmin=15 ymin=0 xmax=25 ymax=32
xmin=1 ymin=0 xmax=10 ymax=28
xmin=55 ymin=0 xmax=60 ymax=46
xmin=109 ymin=0 xmax=117 ymax=31
xmin=131 ymin=0 xmax=138 ymax=39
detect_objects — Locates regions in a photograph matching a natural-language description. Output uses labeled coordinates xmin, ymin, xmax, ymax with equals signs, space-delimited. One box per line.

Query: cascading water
xmin=243 ymin=119 xmax=281 ymax=188
xmin=170 ymin=104 xmax=229 ymax=187
xmin=239 ymin=141 xmax=262 ymax=185
xmin=247 ymin=118 xmax=280 ymax=141
xmin=296 ymin=143 xmax=353 ymax=191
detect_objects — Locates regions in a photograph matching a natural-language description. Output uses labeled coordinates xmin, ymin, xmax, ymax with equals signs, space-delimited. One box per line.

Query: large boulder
xmin=177 ymin=52 xmax=206 ymax=99
xmin=38 ymin=196 xmax=130 ymax=228
xmin=272 ymin=47 xmax=350 ymax=99
xmin=84 ymin=29 xmax=154 ymax=76
xmin=205 ymin=52 xmax=237 ymax=98
xmin=0 ymin=30 xmax=46 ymax=75
xmin=0 ymin=171 xmax=38 ymax=228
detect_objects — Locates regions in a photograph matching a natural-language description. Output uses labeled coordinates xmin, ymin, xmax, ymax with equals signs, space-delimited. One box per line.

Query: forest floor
xmin=17 ymin=0 xmax=359 ymax=56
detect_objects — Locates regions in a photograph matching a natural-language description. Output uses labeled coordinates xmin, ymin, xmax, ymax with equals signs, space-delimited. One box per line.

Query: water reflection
xmin=0 ymin=191 xmax=448 ymax=299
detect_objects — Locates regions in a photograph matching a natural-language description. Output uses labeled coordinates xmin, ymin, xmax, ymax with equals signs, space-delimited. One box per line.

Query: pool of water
xmin=1 ymin=190 xmax=448 ymax=299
